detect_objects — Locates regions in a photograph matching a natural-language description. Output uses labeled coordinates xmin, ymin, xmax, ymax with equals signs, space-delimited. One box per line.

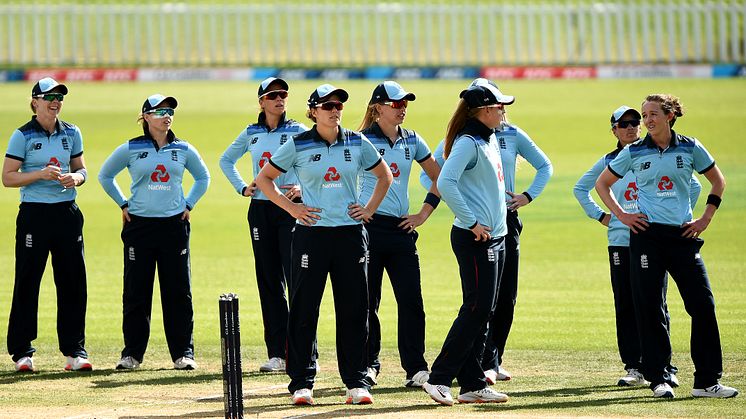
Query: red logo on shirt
xmin=624 ymin=182 xmax=638 ymax=201
xmin=259 ymin=151 xmax=272 ymax=168
xmin=657 ymin=176 xmax=673 ymax=191
xmin=324 ymin=167 xmax=341 ymax=182
xmin=497 ymin=161 xmax=504 ymax=182
xmin=390 ymin=162 xmax=400 ymax=178
xmin=47 ymin=157 xmax=61 ymax=167
xmin=150 ymin=164 xmax=170 ymax=182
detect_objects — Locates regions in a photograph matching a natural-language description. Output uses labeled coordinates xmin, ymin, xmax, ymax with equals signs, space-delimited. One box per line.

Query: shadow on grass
xmin=0 ymin=369 xmax=119 ymax=384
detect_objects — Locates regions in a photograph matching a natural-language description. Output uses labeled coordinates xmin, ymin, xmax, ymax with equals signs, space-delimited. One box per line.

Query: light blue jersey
xmin=574 ymin=145 xmax=702 ymax=246
xmin=219 ymin=113 xmax=308 ymax=200
xmin=608 ymin=131 xmax=713 ymax=226
xmin=437 ymin=120 xmax=507 ymax=238
xmin=269 ymin=126 xmax=382 ymax=227
xmin=359 ymin=123 xmax=431 ymax=217
xmin=495 ymin=124 xmax=552 ymax=202
xmin=5 ymin=117 xmax=83 ymax=203
xmin=98 ymin=131 xmax=210 ymax=217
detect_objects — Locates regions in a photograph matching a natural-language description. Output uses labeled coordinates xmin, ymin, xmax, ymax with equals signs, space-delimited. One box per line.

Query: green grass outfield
xmin=0 ymin=79 xmax=744 ymax=418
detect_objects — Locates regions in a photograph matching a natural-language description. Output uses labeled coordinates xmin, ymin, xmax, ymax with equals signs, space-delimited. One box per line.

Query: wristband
xmin=241 ymin=186 xmax=247 ymax=196
xmin=423 ymin=192 xmax=440 ymax=209
xmin=706 ymin=194 xmax=721 ymax=209
xmin=521 ymin=192 xmax=533 ymax=203
xmin=598 ymin=212 xmax=608 ymax=223
xmin=74 ymin=168 xmax=87 ymax=185
xmin=120 ymin=202 xmax=129 ymax=209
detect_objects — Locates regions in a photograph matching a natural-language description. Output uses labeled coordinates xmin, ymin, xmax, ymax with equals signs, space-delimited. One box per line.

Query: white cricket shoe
xmin=15 ymin=356 xmax=34 ymax=373
xmin=617 ymin=368 xmax=647 ymax=386
xmin=345 ymin=387 xmax=373 ymax=405
xmin=292 ymin=388 xmax=314 ymax=405
xmin=64 ymin=356 xmax=92 ymax=371
xmin=458 ymin=387 xmax=509 ymax=404
xmin=423 ymin=382 xmax=454 ymax=406
xmin=364 ymin=367 xmax=378 ymax=386
xmin=485 ymin=366 xmax=512 ymax=385
xmin=173 ymin=356 xmax=197 ymax=370
xmin=115 ymin=356 xmax=140 ymax=370
xmin=692 ymin=383 xmax=739 ymax=399
xmin=260 ymin=357 xmax=285 ymax=372
xmin=404 ymin=370 xmax=430 ymax=388
xmin=652 ymin=382 xmax=675 ymax=398
xmin=668 ymin=372 xmax=680 ymax=388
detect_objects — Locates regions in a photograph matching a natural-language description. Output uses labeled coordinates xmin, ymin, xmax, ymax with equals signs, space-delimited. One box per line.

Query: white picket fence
xmin=1 ymin=1 xmax=744 ymax=66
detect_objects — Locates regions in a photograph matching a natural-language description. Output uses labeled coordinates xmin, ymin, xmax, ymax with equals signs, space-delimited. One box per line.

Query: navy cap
xmin=369 ymin=81 xmax=416 ymax=104
xmin=32 ymin=77 xmax=68 ymax=96
xmin=258 ymin=77 xmax=289 ymax=98
xmin=308 ymin=84 xmax=349 ymax=107
xmin=610 ymin=105 xmax=641 ymax=126
xmin=468 ymin=78 xmax=515 ymax=105
xmin=459 ymin=85 xmax=506 ymax=109
xmin=142 ymin=94 xmax=178 ymax=113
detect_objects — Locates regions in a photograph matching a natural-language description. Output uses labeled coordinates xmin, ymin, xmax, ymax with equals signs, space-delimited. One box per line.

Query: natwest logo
xmin=323 ymin=167 xmax=341 ymax=182
xmin=657 ymin=176 xmax=673 ymax=191
xmin=259 ymin=151 xmax=272 ymax=168
xmin=47 ymin=157 xmax=61 ymax=167
xmin=150 ymin=164 xmax=170 ymax=182
xmin=624 ymin=182 xmax=638 ymax=201
xmin=390 ymin=162 xmax=400 ymax=178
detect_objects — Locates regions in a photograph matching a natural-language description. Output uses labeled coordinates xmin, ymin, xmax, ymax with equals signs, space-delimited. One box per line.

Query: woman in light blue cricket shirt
xmin=3 ymin=77 xmax=92 ymax=373
xmin=255 ymin=84 xmax=392 ymax=406
xmin=421 ymin=78 xmax=552 ymax=384
xmin=574 ymin=105 xmax=700 ymax=388
xmin=219 ymin=77 xmax=309 ymax=373
xmin=357 ymin=81 xmax=441 ymax=388
xmin=98 ymin=94 xmax=210 ymax=372
xmin=596 ymin=94 xmax=738 ymax=399
xmin=422 ymin=85 xmax=511 ymax=406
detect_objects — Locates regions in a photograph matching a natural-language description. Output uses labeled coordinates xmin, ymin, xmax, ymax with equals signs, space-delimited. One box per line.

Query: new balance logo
xmin=640 ymin=254 xmax=648 ymax=269
xmin=128 ymin=246 xmax=136 ymax=261
xmin=358 ymin=251 xmax=369 ymax=264
xmin=252 ymin=227 xmax=260 ymax=241
xmin=34 ymin=143 xmax=42 ymax=150
xmin=695 ymin=253 xmax=701 ymax=260
xmin=612 ymin=251 xmax=621 ymax=266
xmin=25 ymin=234 xmax=32 ymax=248
xmin=137 ymin=152 xmax=149 ymax=159
xmin=640 ymin=161 xmax=651 ymax=170
xmin=309 ymin=154 xmax=321 ymax=162
xmin=301 ymin=254 xmax=309 ymax=269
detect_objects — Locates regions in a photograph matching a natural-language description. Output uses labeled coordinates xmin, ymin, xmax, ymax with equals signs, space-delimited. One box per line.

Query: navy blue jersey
xmin=5 ymin=117 xmax=83 ymax=203
xmin=269 ymin=126 xmax=382 ymax=227
xmin=359 ymin=123 xmax=431 ymax=217
xmin=98 ymin=131 xmax=210 ymax=217
xmin=608 ymin=131 xmax=714 ymax=226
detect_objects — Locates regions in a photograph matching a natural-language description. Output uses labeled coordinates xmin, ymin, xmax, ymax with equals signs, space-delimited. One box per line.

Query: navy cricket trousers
xmin=120 ymin=214 xmax=194 ymax=363
xmin=366 ymin=214 xmax=428 ymax=378
xmin=630 ymin=223 xmax=722 ymax=388
xmin=286 ymin=224 xmax=370 ymax=393
xmin=429 ymin=226 xmax=505 ymax=393
xmin=7 ymin=201 xmax=88 ymax=361
xmin=247 ymin=199 xmax=295 ymax=360
xmin=481 ymin=210 xmax=520 ymax=371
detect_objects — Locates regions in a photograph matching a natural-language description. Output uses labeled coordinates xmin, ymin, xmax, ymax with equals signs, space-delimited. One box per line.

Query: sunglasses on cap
xmin=35 ymin=93 xmax=65 ymax=102
xmin=383 ymin=100 xmax=408 ymax=109
xmin=315 ymin=101 xmax=344 ymax=111
xmin=261 ymin=90 xmax=288 ymax=100
xmin=145 ymin=108 xmax=175 ymax=118
xmin=616 ymin=119 xmax=640 ymax=128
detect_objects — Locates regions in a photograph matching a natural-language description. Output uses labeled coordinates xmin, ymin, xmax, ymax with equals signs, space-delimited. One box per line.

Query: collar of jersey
xmin=461 ymin=118 xmax=494 ymax=141
xmin=309 ymin=125 xmax=344 ymax=146
xmin=30 ymin=116 xmax=63 ymax=136
xmin=641 ymin=130 xmax=680 ymax=150
xmin=143 ymin=129 xmax=177 ymax=151
xmin=368 ymin=122 xmax=404 ymax=146
xmin=257 ymin=111 xmax=287 ymax=131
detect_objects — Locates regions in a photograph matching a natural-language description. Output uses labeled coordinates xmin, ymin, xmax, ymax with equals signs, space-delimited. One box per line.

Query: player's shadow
xmin=0 ymin=369 xmax=119 ymax=384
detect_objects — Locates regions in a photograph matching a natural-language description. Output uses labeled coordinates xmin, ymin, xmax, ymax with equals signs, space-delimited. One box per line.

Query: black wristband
xmin=468 ymin=221 xmax=478 ymax=230
xmin=521 ymin=191 xmax=533 ymax=203
xmin=186 ymin=204 xmax=193 ymax=211
xmin=598 ymin=212 xmax=608 ymax=223
xmin=120 ymin=202 xmax=129 ymax=209
xmin=241 ymin=186 xmax=247 ymax=196
xmin=706 ymin=194 xmax=722 ymax=209
xmin=423 ymin=192 xmax=440 ymax=209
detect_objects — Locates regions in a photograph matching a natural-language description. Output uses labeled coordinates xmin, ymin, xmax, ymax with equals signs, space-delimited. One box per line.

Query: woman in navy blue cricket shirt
xmin=422 ymin=84 xmax=510 ymax=406
xmin=595 ymin=94 xmax=738 ymax=399
xmin=99 ymin=94 xmax=210 ymax=372
xmin=219 ymin=77 xmax=309 ymax=373
xmin=3 ymin=77 xmax=92 ymax=373
xmin=255 ymin=84 xmax=392 ymax=406
xmin=357 ymin=81 xmax=441 ymax=388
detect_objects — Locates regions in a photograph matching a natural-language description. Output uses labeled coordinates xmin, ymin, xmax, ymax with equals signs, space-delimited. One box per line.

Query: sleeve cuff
xmin=521 ymin=192 xmax=533 ymax=202
xmin=416 ymin=152 xmax=432 ymax=163
xmin=268 ymin=159 xmax=287 ymax=173
xmin=608 ymin=167 xmax=624 ymax=178
xmin=364 ymin=157 xmax=382 ymax=171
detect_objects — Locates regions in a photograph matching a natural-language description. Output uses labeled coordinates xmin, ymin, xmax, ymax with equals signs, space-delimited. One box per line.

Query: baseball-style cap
xmin=468 ymin=78 xmax=515 ymax=105
xmin=307 ymin=84 xmax=349 ymax=107
xmin=142 ymin=94 xmax=178 ymax=113
xmin=610 ymin=105 xmax=642 ymax=126
xmin=257 ymin=77 xmax=289 ymax=98
xmin=369 ymin=81 xmax=416 ymax=104
xmin=459 ymin=85 xmax=508 ymax=109
xmin=32 ymin=77 xmax=68 ymax=96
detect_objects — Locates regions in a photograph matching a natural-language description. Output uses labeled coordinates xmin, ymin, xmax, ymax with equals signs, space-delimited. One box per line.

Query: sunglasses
xmin=383 ymin=100 xmax=408 ymax=109
xmin=262 ymin=90 xmax=288 ymax=100
xmin=146 ymin=108 xmax=175 ymax=118
xmin=616 ymin=119 xmax=641 ymax=128
xmin=35 ymin=93 xmax=65 ymax=102
xmin=315 ymin=101 xmax=344 ymax=111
